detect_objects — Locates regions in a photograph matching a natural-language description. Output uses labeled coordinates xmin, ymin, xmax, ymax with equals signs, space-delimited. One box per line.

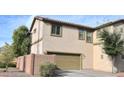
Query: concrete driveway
xmin=55 ymin=70 xmax=115 ymax=77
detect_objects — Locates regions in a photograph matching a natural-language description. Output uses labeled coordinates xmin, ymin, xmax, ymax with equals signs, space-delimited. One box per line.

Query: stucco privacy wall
xmin=24 ymin=54 xmax=34 ymax=75
xmin=115 ymin=55 xmax=124 ymax=72
xmin=17 ymin=56 xmax=25 ymax=71
xmin=43 ymin=22 xmax=93 ymax=69
xmin=33 ymin=54 xmax=55 ymax=76
xmin=16 ymin=54 xmax=56 ymax=75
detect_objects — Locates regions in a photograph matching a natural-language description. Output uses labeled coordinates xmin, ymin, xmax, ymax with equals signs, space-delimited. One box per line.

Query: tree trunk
xmin=112 ymin=57 xmax=118 ymax=73
xmin=5 ymin=63 xmax=8 ymax=72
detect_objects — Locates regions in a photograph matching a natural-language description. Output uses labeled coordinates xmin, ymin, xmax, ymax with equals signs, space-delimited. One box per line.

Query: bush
xmin=40 ymin=62 xmax=57 ymax=77
xmin=0 ymin=62 xmax=6 ymax=68
xmin=8 ymin=63 xmax=16 ymax=67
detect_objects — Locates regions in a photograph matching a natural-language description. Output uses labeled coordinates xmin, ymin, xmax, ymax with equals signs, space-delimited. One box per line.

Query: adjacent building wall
xmin=93 ymin=26 xmax=114 ymax=72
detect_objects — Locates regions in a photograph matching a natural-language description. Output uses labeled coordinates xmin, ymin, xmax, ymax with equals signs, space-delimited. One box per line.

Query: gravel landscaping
xmin=0 ymin=68 xmax=32 ymax=77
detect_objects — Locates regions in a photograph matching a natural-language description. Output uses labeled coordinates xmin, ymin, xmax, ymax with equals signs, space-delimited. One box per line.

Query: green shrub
xmin=40 ymin=62 xmax=57 ymax=77
xmin=0 ymin=62 xmax=16 ymax=68
xmin=8 ymin=63 xmax=16 ymax=67
xmin=0 ymin=62 xmax=6 ymax=68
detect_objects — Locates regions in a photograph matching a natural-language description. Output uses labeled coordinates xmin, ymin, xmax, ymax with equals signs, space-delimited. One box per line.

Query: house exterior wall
xmin=31 ymin=19 xmax=44 ymax=54
xmin=30 ymin=18 xmax=124 ymax=72
xmin=42 ymin=22 xmax=93 ymax=69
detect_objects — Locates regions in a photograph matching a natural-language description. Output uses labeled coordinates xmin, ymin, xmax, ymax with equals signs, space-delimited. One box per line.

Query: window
xmin=86 ymin=31 xmax=93 ymax=43
xmin=51 ymin=24 xmax=62 ymax=37
xmin=79 ymin=29 xmax=85 ymax=40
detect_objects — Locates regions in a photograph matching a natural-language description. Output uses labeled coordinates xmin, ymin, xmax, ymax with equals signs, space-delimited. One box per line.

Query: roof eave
xmin=30 ymin=16 xmax=94 ymax=32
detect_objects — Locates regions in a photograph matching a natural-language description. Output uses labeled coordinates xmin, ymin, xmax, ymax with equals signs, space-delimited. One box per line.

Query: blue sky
xmin=1 ymin=15 xmax=124 ymax=47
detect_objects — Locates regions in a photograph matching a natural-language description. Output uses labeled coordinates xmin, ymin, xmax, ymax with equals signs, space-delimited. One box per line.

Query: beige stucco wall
xmin=30 ymin=20 xmax=94 ymax=69
xmin=93 ymin=45 xmax=113 ymax=72
xmin=31 ymin=19 xmax=44 ymax=54
xmin=43 ymin=22 xmax=93 ymax=69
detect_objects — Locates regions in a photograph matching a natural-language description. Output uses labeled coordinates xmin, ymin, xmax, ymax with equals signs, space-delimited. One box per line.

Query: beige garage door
xmin=48 ymin=52 xmax=81 ymax=70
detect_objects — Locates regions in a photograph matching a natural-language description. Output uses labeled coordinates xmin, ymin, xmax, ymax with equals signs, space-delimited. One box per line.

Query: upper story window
xmin=86 ymin=31 xmax=93 ymax=43
xmin=79 ymin=29 xmax=85 ymax=40
xmin=51 ymin=24 xmax=62 ymax=37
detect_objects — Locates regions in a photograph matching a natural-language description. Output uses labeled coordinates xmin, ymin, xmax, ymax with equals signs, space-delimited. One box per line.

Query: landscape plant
xmin=40 ymin=62 xmax=57 ymax=77
xmin=12 ymin=25 xmax=31 ymax=57
xmin=0 ymin=43 xmax=14 ymax=71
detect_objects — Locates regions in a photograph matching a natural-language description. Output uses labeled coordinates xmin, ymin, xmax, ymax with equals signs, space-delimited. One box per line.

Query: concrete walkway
xmin=55 ymin=70 xmax=115 ymax=77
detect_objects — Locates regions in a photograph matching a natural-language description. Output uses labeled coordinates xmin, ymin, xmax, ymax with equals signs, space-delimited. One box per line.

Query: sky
xmin=1 ymin=15 xmax=124 ymax=47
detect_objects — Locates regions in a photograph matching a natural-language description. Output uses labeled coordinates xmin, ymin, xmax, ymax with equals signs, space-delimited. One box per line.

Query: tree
xmin=12 ymin=25 xmax=31 ymax=57
xmin=99 ymin=30 xmax=124 ymax=73
xmin=0 ymin=43 xmax=14 ymax=71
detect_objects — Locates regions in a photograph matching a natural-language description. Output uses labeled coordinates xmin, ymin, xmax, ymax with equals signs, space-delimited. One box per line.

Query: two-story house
xmin=30 ymin=16 xmax=124 ymax=72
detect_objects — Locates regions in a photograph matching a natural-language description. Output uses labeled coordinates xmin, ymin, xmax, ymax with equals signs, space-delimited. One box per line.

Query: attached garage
xmin=47 ymin=52 xmax=82 ymax=70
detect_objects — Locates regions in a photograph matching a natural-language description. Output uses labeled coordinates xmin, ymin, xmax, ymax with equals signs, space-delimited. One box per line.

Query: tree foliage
xmin=99 ymin=30 xmax=124 ymax=57
xmin=99 ymin=30 xmax=124 ymax=73
xmin=0 ymin=43 xmax=14 ymax=71
xmin=12 ymin=25 xmax=31 ymax=57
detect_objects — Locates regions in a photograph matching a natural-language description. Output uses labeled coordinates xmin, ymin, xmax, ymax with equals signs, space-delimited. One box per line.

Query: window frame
xmin=79 ymin=29 xmax=85 ymax=40
xmin=51 ymin=24 xmax=62 ymax=37
xmin=86 ymin=31 xmax=93 ymax=43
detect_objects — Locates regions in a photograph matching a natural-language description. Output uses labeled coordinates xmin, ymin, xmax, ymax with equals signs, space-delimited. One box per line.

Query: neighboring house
xmin=94 ymin=20 xmax=124 ymax=72
xmin=30 ymin=16 xmax=124 ymax=72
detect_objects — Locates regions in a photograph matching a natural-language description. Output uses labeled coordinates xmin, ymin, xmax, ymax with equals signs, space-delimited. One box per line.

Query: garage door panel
xmin=55 ymin=53 xmax=81 ymax=70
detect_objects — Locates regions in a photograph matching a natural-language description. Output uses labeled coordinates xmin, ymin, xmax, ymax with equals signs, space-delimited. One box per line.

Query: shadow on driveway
xmin=55 ymin=70 xmax=116 ymax=77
